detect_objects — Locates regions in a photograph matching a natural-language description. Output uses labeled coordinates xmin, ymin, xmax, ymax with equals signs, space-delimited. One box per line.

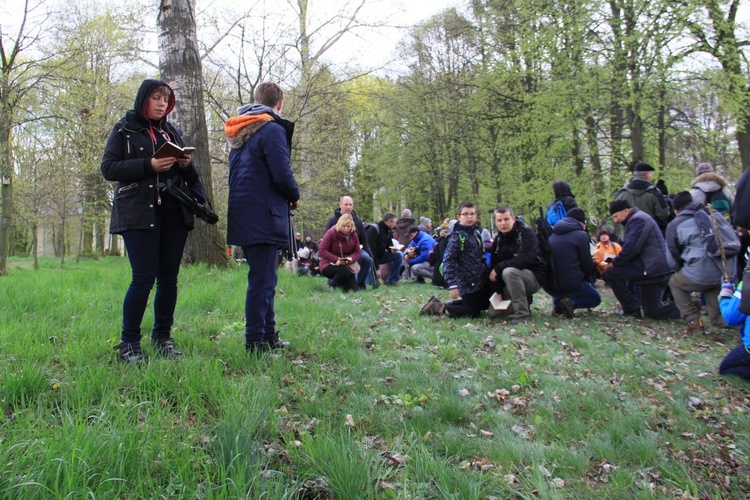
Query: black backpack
xmin=533 ymin=209 xmax=556 ymax=289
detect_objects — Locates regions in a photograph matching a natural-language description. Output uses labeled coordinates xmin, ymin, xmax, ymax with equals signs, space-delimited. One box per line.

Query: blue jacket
xmin=548 ymin=216 xmax=594 ymax=293
xmin=406 ymin=231 xmax=436 ymax=265
xmin=720 ymin=282 xmax=750 ymax=349
xmin=612 ymin=208 xmax=673 ymax=281
xmin=101 ymin=79 xmax=204 ymax=234
xmin=225 ymin=104 xmax=300 ymax=247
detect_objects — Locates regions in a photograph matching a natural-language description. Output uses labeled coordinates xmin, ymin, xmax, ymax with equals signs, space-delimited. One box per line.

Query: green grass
xmin=0 ymin=256 xmax=749 ymax=498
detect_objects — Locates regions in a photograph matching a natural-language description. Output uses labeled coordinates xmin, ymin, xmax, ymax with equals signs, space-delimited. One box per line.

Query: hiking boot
xmin=416 ymin=276 xmax=426 ymax=284
xmin=246 ymin=342 xmax=272 ymax=355
xmin=115 ymin=341 xmax=147 ymax=363
xmin=153 ymin=338 xmax=182 ymax=358
xmin=420 ymin=296 xmax=444 ymax=316
xmin=268 ymin=331 xmax=290 ymax=350
xmin=557 ymin=297 xmax=575 ymax=319
xmin=684 ymin=318 xmax=705 ymax=335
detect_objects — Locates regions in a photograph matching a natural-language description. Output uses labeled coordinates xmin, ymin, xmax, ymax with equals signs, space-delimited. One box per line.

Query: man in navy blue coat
xmin=226 ymin=82 xmax=300 ymax=353
xmin=603 ymin=199 xmax=680 ymax=320
xmin=545 ymin=208 xmax=601 ymax=318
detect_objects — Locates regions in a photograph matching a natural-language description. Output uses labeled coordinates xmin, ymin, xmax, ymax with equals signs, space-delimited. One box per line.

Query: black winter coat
xmin=490 ymin=219 xmax=546 ymax=285
xmin=101 ymin=79 xmax=203 ymax=234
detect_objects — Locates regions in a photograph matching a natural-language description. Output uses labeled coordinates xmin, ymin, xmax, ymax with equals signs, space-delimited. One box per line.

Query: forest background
xmin=2 ymin=0 xmax=750 ymax=271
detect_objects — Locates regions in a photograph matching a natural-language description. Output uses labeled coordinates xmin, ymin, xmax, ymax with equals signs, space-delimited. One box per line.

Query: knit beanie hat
xmin=567 ymin=207 xmax=586 ymax=223
xmin=695 ymin=163 xmax=714 ymax=175
xmin=609 ymin=199 xmax=631 ymax=215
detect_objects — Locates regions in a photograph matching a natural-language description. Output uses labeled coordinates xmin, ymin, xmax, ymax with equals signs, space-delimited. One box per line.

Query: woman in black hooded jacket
xmin=101 ymin=79 xmax=207 ymax=362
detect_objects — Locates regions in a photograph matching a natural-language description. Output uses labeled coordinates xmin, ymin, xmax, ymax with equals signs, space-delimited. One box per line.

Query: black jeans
xmin=445 ymin=285 xmax=492 ymax=318
xmin=322 ymin=265 xmax=357 ymax=291
xmin=603 ymin=267 xmax=680 ymax=319
xmin=120 ymin=211 xmax=189 ymax=343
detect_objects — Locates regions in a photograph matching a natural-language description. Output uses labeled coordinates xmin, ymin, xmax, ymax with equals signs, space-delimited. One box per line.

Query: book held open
xmin=153 ymin=141 xmax=195 ymax=159
xmin=389 ymin=238 xmax=405 ymax=251
xmin=489 ymin=293 xmax=511 ymax=311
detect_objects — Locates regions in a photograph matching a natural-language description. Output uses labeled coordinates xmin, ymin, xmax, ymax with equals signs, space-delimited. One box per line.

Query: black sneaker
xmin=153 ymin=338 xmax=182 ymax=358
xmin=115 ymin=342 xmax=147 ymax=363
xmin=246 ymin=342 xmax=272 ymax=354
xmin=268 ymin=331 xmax=290 ymax=350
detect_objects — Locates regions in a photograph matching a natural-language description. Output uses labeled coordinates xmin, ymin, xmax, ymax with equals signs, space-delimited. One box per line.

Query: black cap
xmin=609 ymin=199 xmax=631 ymax=215
xmin=633 ymin=161 xmax=655 ymax=172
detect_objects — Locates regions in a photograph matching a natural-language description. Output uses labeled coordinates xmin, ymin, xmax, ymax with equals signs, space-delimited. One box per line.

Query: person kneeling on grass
xmin=318 ymin=213 xmax=361 ymax=292
xmin=420 ymin=202 xmax=491 ymax=318
xmin=718 ymin=280 xmax=750 ymax=381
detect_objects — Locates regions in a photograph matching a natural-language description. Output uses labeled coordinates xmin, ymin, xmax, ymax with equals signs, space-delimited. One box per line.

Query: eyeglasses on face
xmin=459 ymin=212 xmax=476 ymax=217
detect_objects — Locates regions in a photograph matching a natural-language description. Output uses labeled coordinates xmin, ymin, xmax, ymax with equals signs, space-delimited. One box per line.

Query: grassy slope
xmin=0 ymin=257 xmax=748 ymax=498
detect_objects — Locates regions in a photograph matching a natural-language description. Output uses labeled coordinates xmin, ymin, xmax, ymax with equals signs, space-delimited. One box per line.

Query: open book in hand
xmin=153 ymin=141 xmax=195 ymax=159
xmin=489 ymin=293 xmax=511 ymax=311
xmin=389 ymin=238 xmax=405 ymax=251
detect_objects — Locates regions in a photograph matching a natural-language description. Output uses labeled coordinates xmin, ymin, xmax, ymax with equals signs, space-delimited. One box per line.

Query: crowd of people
xmin=101 ymin=79 xmax=750 ymax=382
xmin=281 ymin=162 xmax=750 ymax=381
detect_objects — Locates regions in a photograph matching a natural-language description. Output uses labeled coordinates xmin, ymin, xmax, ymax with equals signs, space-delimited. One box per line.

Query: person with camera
xmin=318 ymin=214 xmax=362 ymax=292
xmin=225 ymin=82 xmax=300 ymax=354
xmin=101 ymin=79 xmax=208 ymax=362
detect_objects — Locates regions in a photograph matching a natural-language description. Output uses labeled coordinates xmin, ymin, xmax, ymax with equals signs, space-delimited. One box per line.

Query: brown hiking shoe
xmin=420 ymin=296 xmax=444 ymax=316
xmin=684 ymin=318 xmax=705 ymax=335
xmin=556 ymin=297 xmax=575 ymax=319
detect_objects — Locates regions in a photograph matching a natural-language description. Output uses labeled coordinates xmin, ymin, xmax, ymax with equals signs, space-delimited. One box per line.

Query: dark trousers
xmin=322 ymin=265 xmax=357 ymax=291
xmin=120 ymin=212 xmax=189 ymax=343
xmin=603 ymin=267 xmax=680 ymax=319
xmin=719 ymin=344 xmax=750 ymax=380
xmin=242 ymin=245 xmax=280 ymax=346
xmin=552 ymin=281 xmax=602 ymax=310
xmin=445 ymin=285 xmax=492 ymax=318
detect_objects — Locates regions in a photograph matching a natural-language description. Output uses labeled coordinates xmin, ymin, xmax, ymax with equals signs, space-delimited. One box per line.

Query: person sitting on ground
xmin=421 ymin=202 xmax=490 ymax=318
xmin=718 ymin=279 xmax=750 ymax=381
xmin=419 ymin=217 xmax=432 ymax=234
xmin=690 ymin=162 xmax=733 ymax=220
xmin=593 ymin=229 xmax=622 ymax=277
xmin=372 ymin=212 xmax=404 ymax=285
xmin=404 ymin=226 xmax=436 ymax=283
xmin=666 ymin=191 xmax=733 ymax=333
xmin=395 ymin=209 xmax=417 ymax=247
xmin=488 ymin=206 xmax=546 ymax=324
xmin=296 ymin=247 xmax=313 ymax=277
xmin=303 ymin=235 xmax=318 ymax=252
xmin=545 ymin=208 xmax=601 ymax=318
xmin=603 ymin=199 xmax=680 ymax=320
xmin=324 ymin=195 xmax=373 ymax=290
xmin=429 ymin=220 xmax=453 ymax=288
xmin=318 ymin=214 xmax=361 ymax=292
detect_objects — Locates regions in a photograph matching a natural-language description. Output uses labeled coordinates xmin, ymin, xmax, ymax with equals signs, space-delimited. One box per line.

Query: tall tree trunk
xmin=157 ymin=0 xmax=229 ymax=266
xmin=0 ymin=98 xmax=12 ymax=275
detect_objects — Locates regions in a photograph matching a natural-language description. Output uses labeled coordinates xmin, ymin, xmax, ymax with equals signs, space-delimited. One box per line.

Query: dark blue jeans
xmin=719 ymin=344 xmax=750 ymax=380
xmin=241 ymin=244 xmax=279 ymax=346
xmin=120 ymin=212 xmax=189 ymax=343
xmin=552 ymin=281 xmax=602 ymax=310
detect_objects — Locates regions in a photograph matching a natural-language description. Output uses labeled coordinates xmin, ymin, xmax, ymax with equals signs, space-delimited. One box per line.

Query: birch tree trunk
xmin=157 ymin=0 xmax=229 ymax=266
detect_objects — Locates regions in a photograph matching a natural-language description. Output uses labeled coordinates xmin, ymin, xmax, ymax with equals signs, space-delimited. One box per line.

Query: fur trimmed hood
xmin=225 ymin=113 xmax=274 ymax=149
xmin=692 ymin=172 xmax=728 ymax=189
